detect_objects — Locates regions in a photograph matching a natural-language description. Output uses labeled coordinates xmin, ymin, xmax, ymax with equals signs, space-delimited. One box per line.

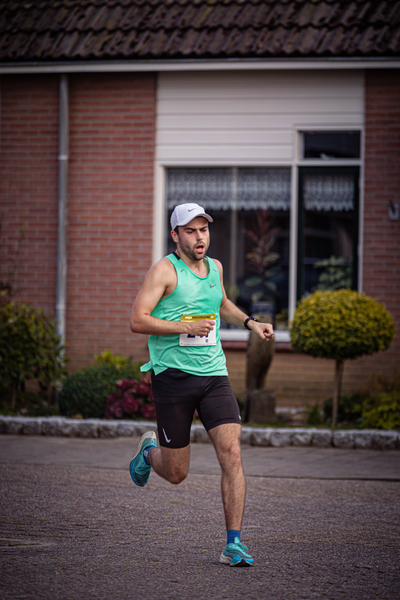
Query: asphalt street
xmin=1 ymin=435 xmax=399 ymax=600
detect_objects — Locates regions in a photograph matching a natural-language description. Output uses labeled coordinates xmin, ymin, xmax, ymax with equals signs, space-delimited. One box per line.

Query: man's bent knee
xmin=160 ymin=445 xmax=190 ymax=485
xmin=167 ymin=468 xmax=188 ymax=485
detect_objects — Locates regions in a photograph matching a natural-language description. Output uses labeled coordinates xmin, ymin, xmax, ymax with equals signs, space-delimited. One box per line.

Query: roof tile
xmin=371 ymin=1 xmax=400 ymax=24
xmin=389 ymin=24 xmax=400 ymax=51
xmin=296 ymin=2 xmax=320 ymax=28
xmin=119 ymin=4 xmax=152 ymax=30
xmin=310 ymin=2 xmax=337 ymax=28
xmin=0 ymin=0 xmax=399 ymax=62
xmin=175 ymin=4 xmax=201 ymax=29
xmin=324 ymin=25 xmax=348 ymax=54
xmin=220 ymin=26 xmax=243 ymax=54
xmin=279 ymin=26 xmax=303 ymax=55
xmin=339 ymin=2 xmax=366 ymax=28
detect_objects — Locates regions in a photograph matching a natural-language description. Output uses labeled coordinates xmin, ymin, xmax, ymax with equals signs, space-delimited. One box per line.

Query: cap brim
xmin=177 ymin=212 xmax=213 ymax=227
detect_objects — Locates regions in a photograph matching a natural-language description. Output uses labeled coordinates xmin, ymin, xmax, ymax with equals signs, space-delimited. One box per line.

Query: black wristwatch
xmin=244 ymin=316 xmax=258 ymax=330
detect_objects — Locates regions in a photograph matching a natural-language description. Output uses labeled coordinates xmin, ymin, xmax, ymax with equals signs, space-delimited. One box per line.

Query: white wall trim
xmin=294 ymin=123 xmax=364 ymax=295
xmin=220 ymin=329 xmax=290 ymax=342
xmin=289 ymin=163 xmax=298 ymax=324
xmin=1 ymin=59 xmax=400 ymax=75
xmin=358 ymin=109 xmax=366 ymax=293
xmin=152 ymin=162 xmax=165 ymax=265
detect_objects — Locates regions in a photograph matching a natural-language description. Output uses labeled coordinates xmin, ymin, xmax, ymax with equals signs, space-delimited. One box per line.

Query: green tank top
xmin=140 ymin=253 xmax=228 ymax=377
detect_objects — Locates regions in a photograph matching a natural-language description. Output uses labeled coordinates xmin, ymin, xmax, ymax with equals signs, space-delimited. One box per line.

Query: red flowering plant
xmin=105 ymin=374 xmax=156 ymax=420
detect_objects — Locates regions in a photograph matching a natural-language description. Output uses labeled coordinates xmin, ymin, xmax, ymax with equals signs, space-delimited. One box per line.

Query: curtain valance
xmin=166 ymin=167 xmax=291 ymax=211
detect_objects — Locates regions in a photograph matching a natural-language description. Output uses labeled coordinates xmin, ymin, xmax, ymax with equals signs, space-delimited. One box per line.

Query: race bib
xmin=179 ymin=314 xmax=217 ymax=346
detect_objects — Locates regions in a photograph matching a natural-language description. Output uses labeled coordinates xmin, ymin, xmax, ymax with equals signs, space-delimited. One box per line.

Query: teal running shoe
xmin=220 ymin=538 xmax=254 ymax=567
xmin=129 ymin=431 xmax=157 ymax=487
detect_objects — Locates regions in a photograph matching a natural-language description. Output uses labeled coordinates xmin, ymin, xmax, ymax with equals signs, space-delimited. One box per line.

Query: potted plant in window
xmin=244 ymin=210 xmax=280 ymax=320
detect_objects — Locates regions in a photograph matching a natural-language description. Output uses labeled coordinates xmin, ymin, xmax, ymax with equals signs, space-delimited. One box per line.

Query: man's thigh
xmin=152 ymin=370 xmax=241 ymax=449
xmin=197 ymin=376 xmax=242 ymax=432
xmin=151 ymin=369 xmax=200 ymax=448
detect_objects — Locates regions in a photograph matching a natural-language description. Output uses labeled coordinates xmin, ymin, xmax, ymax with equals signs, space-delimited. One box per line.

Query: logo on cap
xmin=170 ymin=203 xmax=213 ymax=230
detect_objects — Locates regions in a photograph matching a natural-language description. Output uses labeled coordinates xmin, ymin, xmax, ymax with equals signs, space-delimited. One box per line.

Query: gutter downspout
xmin=56 ymin=74 xmax=69 ymax=347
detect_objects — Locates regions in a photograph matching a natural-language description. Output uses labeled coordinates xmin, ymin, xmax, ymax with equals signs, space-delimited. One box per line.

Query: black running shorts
xmin=151 ymin=368 xmax=242 ymax=448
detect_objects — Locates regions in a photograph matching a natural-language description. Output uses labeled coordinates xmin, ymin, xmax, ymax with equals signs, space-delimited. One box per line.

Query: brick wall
xmin=225 ymin=347 xmax=390 ymax=409
xmin=67 ymin=73 xmax=156 ymax=370
xmin=0 ymin=72 xmax=156 ymax=373
xmin=362 ymin=69 xmax=400 ymax=378
xmin=0 ymin=75 xmax=59 ymax=314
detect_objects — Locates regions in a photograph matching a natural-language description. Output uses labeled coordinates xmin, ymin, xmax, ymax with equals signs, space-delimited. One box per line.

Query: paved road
xmin=1 ymin=435 xmax=399 ymax=600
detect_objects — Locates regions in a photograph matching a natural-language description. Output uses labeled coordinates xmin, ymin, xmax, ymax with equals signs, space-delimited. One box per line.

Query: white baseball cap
xmin=170 ymin=203 xmax=213 ymax=230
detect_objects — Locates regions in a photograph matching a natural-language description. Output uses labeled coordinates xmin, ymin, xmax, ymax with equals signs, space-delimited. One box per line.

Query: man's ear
xmin=171 ymin=229 xmax=178 ymax=243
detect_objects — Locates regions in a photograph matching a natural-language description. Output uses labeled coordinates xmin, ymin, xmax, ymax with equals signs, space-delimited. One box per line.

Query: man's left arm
xmin=215 ymin=260 xmax=274 ymax=342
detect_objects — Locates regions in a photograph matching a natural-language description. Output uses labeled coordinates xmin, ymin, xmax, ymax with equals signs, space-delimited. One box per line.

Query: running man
xmin=129 ymin=203 xmax=274 ymax=567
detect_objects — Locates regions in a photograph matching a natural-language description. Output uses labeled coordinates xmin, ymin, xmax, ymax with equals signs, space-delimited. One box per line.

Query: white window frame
xmin=153 ymin=126 xmax=363 ymax=343
xmin=294 ymin=126 xmax=364 ymax=304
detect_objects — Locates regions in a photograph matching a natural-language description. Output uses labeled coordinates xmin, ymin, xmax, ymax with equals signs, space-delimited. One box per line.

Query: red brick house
xmin=1 ymin=1 xmax=399 ymax=410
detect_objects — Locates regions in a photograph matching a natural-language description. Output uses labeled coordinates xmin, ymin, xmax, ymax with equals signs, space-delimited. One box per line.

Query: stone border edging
xmin=0 ymin=416 xmax=399 ymax=450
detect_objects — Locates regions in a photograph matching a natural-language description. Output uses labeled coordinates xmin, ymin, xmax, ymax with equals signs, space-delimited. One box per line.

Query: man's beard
xmin=177 ymin=238 xmax=209 ymax=262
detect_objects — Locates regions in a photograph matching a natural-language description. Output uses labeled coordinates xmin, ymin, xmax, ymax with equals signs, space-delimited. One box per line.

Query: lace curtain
xmin=167 ymin=168 xmax=232 ymax=210
xmin=166 ymin=168 xmax=355 ymax=213
xmin=237 ymin=168 xmax=291 ymax=210
xmin=303 ymin=174 xmax=355 ymax=212
xmin=166 ymin=167 xmax=291 ymax=211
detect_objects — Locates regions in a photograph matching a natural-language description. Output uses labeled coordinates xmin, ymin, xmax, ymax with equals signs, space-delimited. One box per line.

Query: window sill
xmin=221 ymin=329 xmax=293 ymax=352
xmin=220 ymin=329 xmax=290 ymax=343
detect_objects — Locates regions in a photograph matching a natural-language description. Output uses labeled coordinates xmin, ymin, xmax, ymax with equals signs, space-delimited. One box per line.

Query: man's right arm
xmin=130 ymin=259 xmax=215 ymax=337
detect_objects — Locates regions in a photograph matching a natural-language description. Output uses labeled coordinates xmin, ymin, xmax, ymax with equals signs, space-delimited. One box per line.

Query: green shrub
xmin=361 ymin=392 xmax=400 ymax=430
xmin=323 ymin=393 xmax=364 ymax=425
xmin=306 ymin=403 xmax=323 ymax=426
xmin=291 ymin=289 xmax=395 ymax=427
xmin=291 ymin=290 xmax=395 ymax=362
xmin=58 ymin=362 xmax=141 ymax=419
xmin=364 ymin=370 xmax=400 ymax=396
xmin=306 ymin=372 xmax=400 ymax=429
xmin=0 ymin=300 xmax=67 ymax=406
xmin=94 ymin=349 xmax=134 ymax=367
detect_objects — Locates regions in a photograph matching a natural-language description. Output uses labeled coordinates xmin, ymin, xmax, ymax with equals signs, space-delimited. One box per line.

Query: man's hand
xmin=249 ymin=321 xmax=274 ymax=341
xmin=185 ymin=319 xmax=215 ymax=337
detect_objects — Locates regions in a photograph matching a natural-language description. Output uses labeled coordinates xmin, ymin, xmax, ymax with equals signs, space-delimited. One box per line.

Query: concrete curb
xmin=0 ymin=416 xmax=399 ymax=450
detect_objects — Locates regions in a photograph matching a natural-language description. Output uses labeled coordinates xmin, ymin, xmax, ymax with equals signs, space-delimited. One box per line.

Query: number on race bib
xmin=179 ymin=314 xmax=217 ymax=346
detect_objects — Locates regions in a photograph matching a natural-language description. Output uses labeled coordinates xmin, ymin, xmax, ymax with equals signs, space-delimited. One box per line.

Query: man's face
xmin=171 ymin=216 xmax=210 ymax=261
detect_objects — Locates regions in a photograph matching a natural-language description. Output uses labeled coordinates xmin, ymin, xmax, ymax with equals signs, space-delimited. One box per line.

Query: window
xmin=163 ymin=131 xmax=361 ymax=335
xmin=302 ymin=131 xmax=361 ymax=160
xmin=165 ymin=167 xmax=291 ymax=328
xmin=297 ymin=166 xmax=359 ymax=299
xmin=297 ymin=130 xmax=361 ymax=300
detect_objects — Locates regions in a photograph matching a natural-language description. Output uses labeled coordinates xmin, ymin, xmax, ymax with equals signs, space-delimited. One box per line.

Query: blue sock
xmin=227 ymin=530 xmax=241 ymax=545
xmin=143 ymin=448 xmax=151 ymax=465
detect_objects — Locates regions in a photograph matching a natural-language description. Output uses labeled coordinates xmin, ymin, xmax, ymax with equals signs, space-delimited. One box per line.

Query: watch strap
xmin=244 ymin=316 xmax=258 ymax=330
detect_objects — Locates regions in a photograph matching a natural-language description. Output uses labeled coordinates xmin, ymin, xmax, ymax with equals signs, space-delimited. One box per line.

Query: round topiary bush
xmin=291 ymin=290 xmax=395 ymax=361
xmin=58 ymin=362 xmax=141 ymax=419
xmin=291 ymin=289 xmax=395 ymax=427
